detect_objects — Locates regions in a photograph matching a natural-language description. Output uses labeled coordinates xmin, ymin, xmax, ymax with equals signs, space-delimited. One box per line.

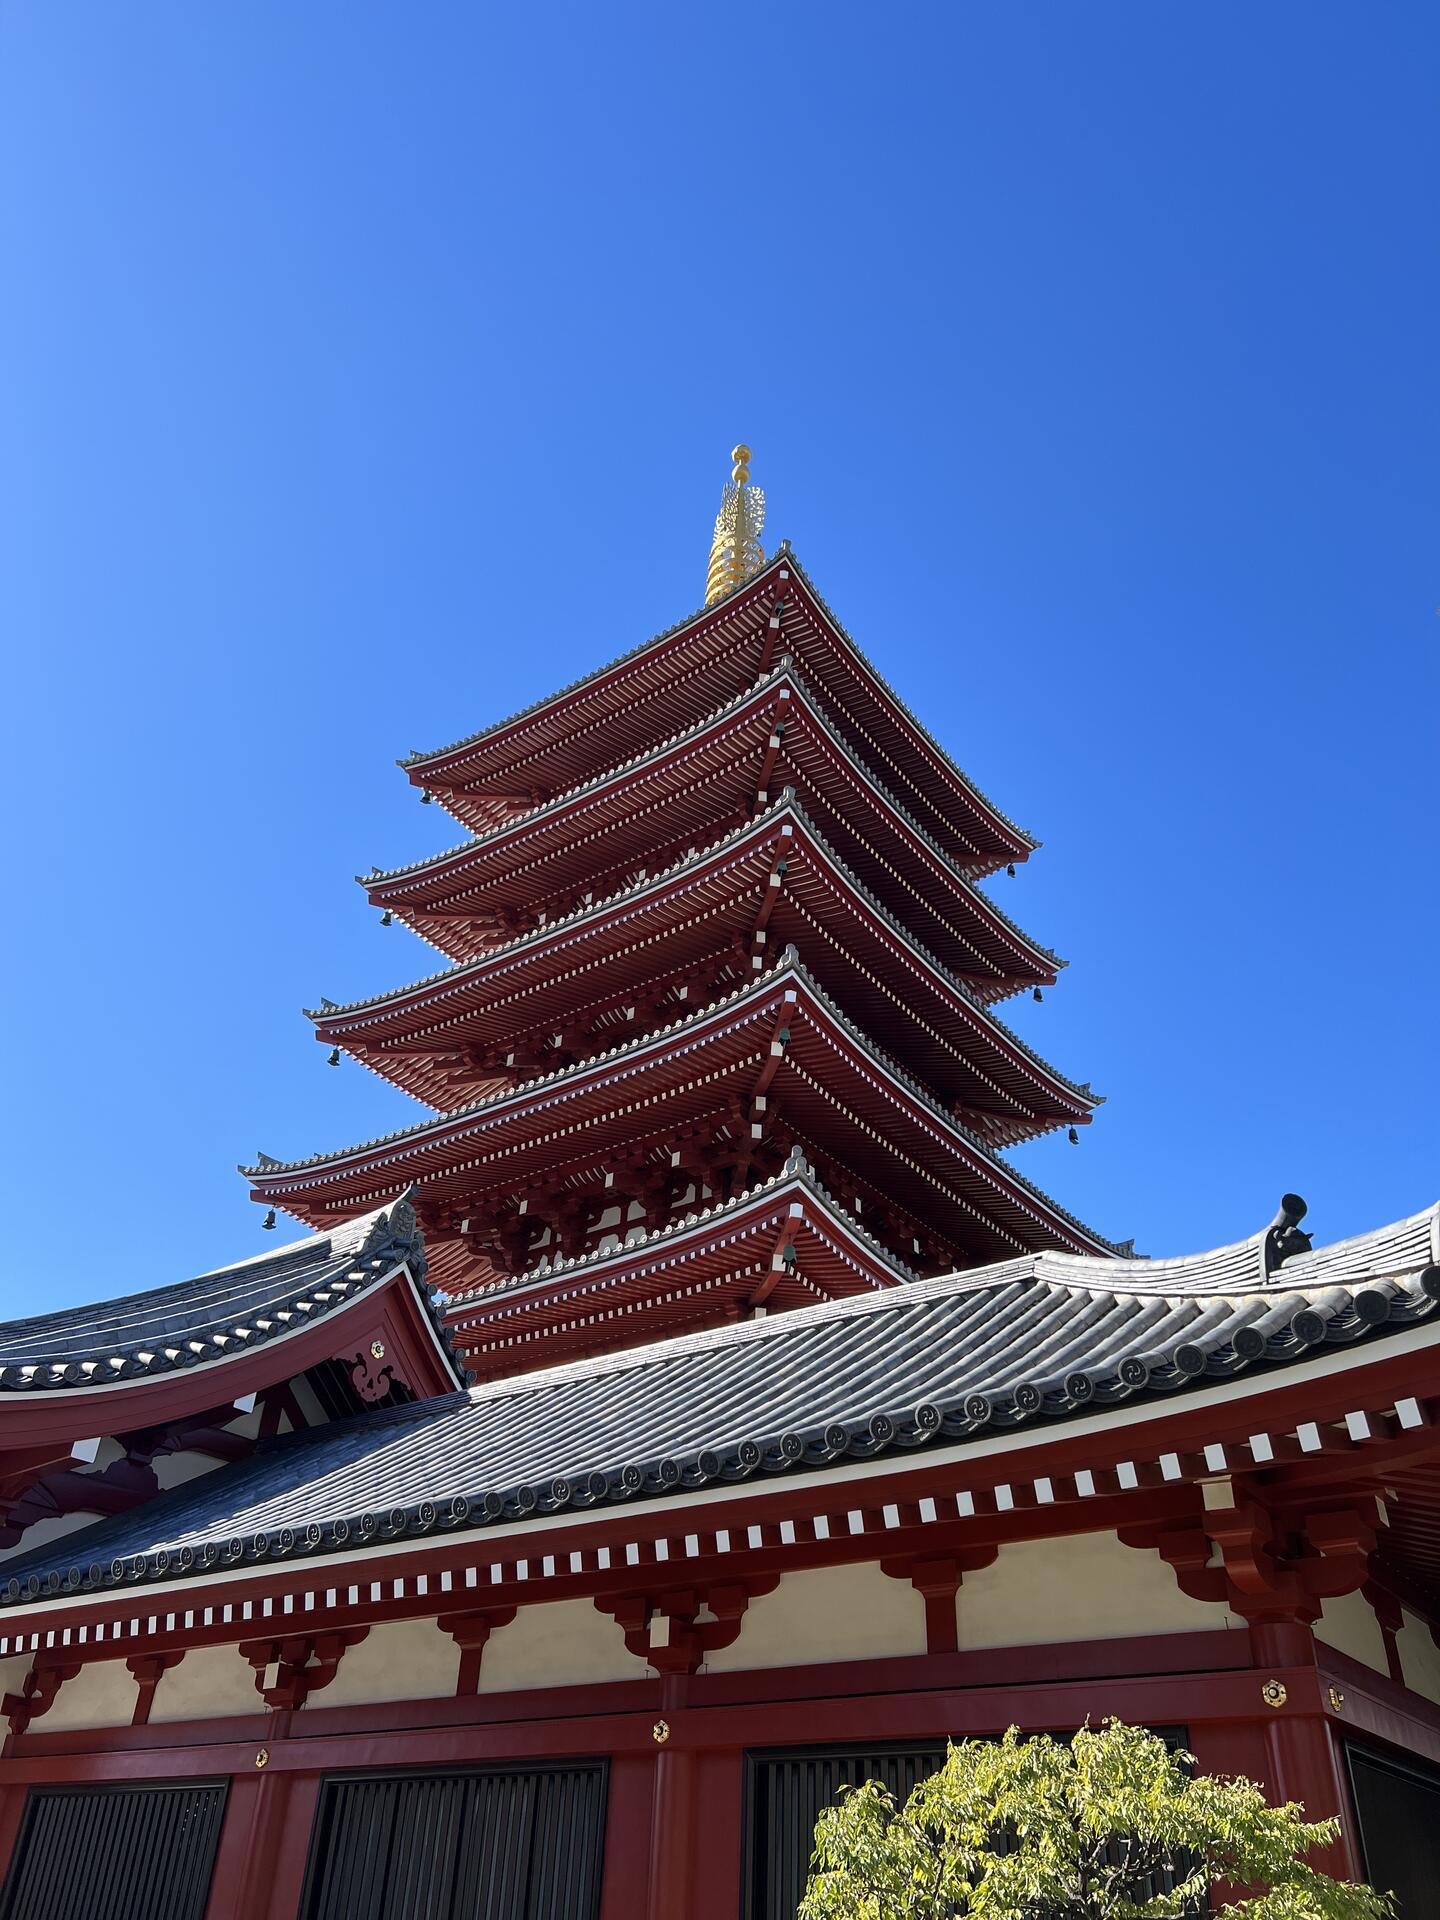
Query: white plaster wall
xmin=1396 ymin=1611 xmax=1440 ymax=1704
xmin=957 ymin=1533 xmax=1236 ymax=1651
xmin=153 ymin=1450 xmax=227 ymax=1492
xmin=0 ymin=1653 xmax=31 ymax=1700
xmin=1316 ymin=1592 xmax=1388 ymax=1675
xmin=706 ymin=1563 xmax=927 ymax=1672
xmin=151 ymin=1645 xmax=262 ymax=1722
xmin=0 ymin=1511 xmax=103 ymax=1564
xmin=481 ymin=1598 xmax=643 ymax=1692
xmin=322 ymin=1619 xmax=460 ymax=1707
xmin=43 ymin=1660 xmax=137 ymax=1731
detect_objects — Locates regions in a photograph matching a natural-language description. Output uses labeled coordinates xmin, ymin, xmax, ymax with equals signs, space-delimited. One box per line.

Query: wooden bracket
xmin=4 ymin=1659 xmax=81 ymax=1736
xmin=126 ymin=1649 xmax=186 ymax=1726
xmin=240 ymin=1628 xmax=368 ymax=1710
xmin=438 ymin=1607 xmax=517 ymax=1695
xmin=595 ymin=1577 xmax=779 ymax=1676
xmin=881 ymin=1549 xmax=999 ymax=1653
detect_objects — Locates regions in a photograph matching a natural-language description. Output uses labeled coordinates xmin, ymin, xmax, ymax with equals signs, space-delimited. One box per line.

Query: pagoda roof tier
xmin=246 ymin=956 xmax=1119 ymax=1277
xmin=366 ymin=667 xmax=1055 ymax=970
xmin=6 ymin=1199 xmax=1436 ymax=1614
xmin=448 ymin=1158 xmax=921 ymax=1381
xmin=317 ymin=802 xmax=1096 ymax=1143
xmin=401 ymin=551 xmax=1035 ymax=876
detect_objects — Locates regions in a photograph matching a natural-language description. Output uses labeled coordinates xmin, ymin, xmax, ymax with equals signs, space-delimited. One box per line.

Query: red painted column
xmin=1247 ymin=1621 xmax=1360 ymax=1880
xmin=645 ymin=1674 xmax=694 ymax=1920
xmin=599 ymin=1753 xmax=654 ymax=1920
xmin=689 ymin=1744 xmax=745 ymax=1920
xmin=0 ymin=1780 xmax=27 ymax=1892
xmin=205 ymin=1717 xmax=321 ymax=1920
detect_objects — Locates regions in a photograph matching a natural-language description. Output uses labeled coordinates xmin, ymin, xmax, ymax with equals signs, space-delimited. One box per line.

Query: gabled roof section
xmin=6 ymin=1199 xmax=1435 ymax=1609
xmin=0 ymin=1198 xmax=464 ymax=1398
xmin=401 ymin=551 xmax=1036 ymax=875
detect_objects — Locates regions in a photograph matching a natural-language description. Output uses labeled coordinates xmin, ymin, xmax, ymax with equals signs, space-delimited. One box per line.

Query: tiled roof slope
xmin=0 ymin=1199 xmax=454 ymax=1394
xmin=5 ymin=1202 xmax=1436 ymax=1606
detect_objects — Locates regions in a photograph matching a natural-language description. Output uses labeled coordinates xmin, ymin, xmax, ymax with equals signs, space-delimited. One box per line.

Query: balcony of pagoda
xmin=250 ymin=957 xmax=1118 ymax=1297
xmin=400 ymin=550 xmax=1036 ymax=878
xmin=446 ymin=1162 xmax=928 ymax=1381
xmin=315 ymin=803 xmax=1091 ymax=1141
xmin=366 ymin=669 xmax=1061 ymax=993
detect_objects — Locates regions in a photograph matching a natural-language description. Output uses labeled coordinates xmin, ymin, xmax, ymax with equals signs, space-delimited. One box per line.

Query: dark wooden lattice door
xmin=1347 ymin=1746 xmax=1440 ymax=1916
xmin=0 ymin=1780 xmax=227 ymax=1920
xmin=300 ymin=1762 xmax=607 ymax=1920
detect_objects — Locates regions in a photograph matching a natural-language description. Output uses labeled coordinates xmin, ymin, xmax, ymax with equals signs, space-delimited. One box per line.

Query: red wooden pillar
xmin=645 ymin=1673 xmax=694 ymax=1920
xmin=205 ymin=1721 xmax=321 ymax=1920
xmin=689 ymin=1744 xmax=745 ymax=1920
xmin=1248 ymin=1620 xmax=1360 ymax=1880
xmin=599 ymin=1753 xmax=655 ymax=1920
xmin=0 ymin=1780 xmax=27 ymax=1893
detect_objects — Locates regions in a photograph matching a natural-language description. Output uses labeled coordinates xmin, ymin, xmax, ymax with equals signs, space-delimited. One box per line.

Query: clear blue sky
xmin=2 ymin=4 xmax=1436 ymax=1314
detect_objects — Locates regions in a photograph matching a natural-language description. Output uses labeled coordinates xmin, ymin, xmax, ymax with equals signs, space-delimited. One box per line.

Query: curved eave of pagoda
xmin=448 ymin=1163 xmax=922 ymax=1379
xmin=363 ymin=666 xmax=1056 ymax=972
xmin=247 ymin=955 xmax=1120 ymax=1260
xmin=399 ymin=550 xmax=1037 ymax=874
xmin=313 ymin=801 xmax=1096 ymax=1135
xmin=8 ymin=1199 xmax=1440 ymax=1620
xmin=0 ymin=1198 xmax=469 ymax=1453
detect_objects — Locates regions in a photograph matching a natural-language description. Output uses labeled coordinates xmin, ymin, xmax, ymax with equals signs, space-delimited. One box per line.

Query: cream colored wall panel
xmin=481 ymin=1598 xmax=645 ymax=1692
xmin=1397 ymin=1611 xmax=1440 ymax=1703
xmin=1316 ymin=1592 xmax=1388 ymax=1675
xmin=957 ymin=1533 xmax=1236 ymax=1650
xmin=43 ymin=1659 xmax=137 ymax=1731
xmin=322 ymin=1618 xmax=460 ymax=1707
xmin=151 ymin=1644 xmax=262 ymax=1722
xmin=706 ymin=1563 xmax=927 ymax=1672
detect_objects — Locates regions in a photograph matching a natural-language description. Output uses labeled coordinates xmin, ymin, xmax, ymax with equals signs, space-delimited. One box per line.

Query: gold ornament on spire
xmin=705 ymin=443 xmax=766 ymax=605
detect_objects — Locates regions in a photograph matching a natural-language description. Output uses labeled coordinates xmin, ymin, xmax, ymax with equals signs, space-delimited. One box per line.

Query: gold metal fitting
xmin=370 ymin=1339 xmax=386 ymax=1360
xmin=255 ymin=1747 xmax=270 ymax=1768
xmin=1261 ymin=1679 xmax=1288 ymax=1709
xmin=652 ymin=1719 xmax=671 ymax=1744
xmin=1328 ymin=1686 xmax=1346 ymax=1712
xmin=705 ymin=444 xmax=766 ymax=606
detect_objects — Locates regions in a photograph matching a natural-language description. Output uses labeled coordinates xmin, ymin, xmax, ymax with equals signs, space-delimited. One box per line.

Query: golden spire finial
xmin=705 ymin=442 xmax=766 ymax=606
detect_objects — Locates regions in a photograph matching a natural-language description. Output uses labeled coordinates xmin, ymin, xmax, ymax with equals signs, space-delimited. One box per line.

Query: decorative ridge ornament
xmin=705 ymin=444 xmax=766 ymax=605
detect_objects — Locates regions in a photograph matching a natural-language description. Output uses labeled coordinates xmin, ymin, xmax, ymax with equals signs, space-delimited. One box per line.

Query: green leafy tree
xmin=799 ymin=1720 xmax=1393 ymax=1920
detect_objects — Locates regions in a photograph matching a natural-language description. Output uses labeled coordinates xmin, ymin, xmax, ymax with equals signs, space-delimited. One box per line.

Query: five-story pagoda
xmin=246 ymin=449 xmax=1117 ymax=1377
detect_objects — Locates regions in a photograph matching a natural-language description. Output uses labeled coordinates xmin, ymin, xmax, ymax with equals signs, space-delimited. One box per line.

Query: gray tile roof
xmin=5 ymin=1200 xmax=1435 ymax=1608
xmin=0 ymin=1199 xmax=462 ymax=1395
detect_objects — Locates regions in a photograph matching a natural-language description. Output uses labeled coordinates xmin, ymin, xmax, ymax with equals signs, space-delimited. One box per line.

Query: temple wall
xmin=151 ymin=1644 xmax=260 ymax=1721
xmin=324 ymin=1619 xmax=459 ymax=1706
xmin=1316 ymin=1592 xmax=1388 ymax=1675
xmin=43 ymin=1659 xmax=137 ymax=1731
xmin=706 ymin=1563 xmax=927 ymax=1671
xmin=1397 ymin=1610 xmax=1440 ymax=1705
xmin=0 ymin=1511 xmax=103 ymax=1564
xmin=153 ymin=1449 xmax=231 ymax=1491
xmin=956 ymin=1532 xmax=1236 ymax=1649
xmin=481 ymin=1598 xmax=641 ymax=1691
